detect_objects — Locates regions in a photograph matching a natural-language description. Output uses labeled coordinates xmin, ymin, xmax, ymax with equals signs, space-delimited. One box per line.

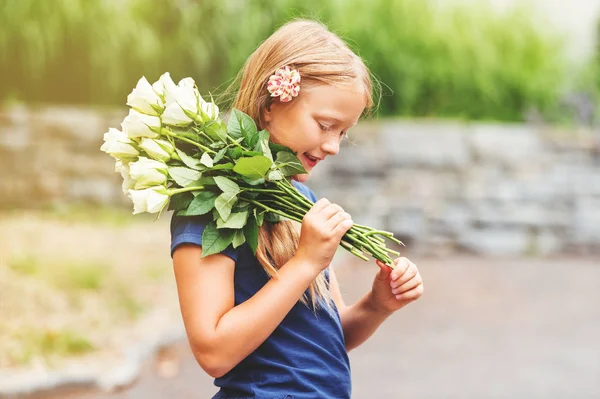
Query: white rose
xmin=127 ymin=187 xmax=170 ymax=214
xmin=152 ymin=72 xmax=177 ymax=101
xmin=139 ymin=138 xmax=173 ymax=162
xmin=119 ymin=163 xmax=136 ymax=194
xmin=178 ymin=77 xmax=196 ymax=89
xmin=128 ymin=157 xmax=168 ymax=189
xmin=162 ymin=84 xmax=202 ymax=126
xmin=103 ymin=127 xmax=132 ymax=143
xmin=126 ymin=76 xmax=164 ymax=116
xmin=121 ymin=109 xmax=161 ymax=139
xmin=200 ymin=101 xmax=220 ymax=122
xmin=100 ymin=128 xmax=139 ymax=160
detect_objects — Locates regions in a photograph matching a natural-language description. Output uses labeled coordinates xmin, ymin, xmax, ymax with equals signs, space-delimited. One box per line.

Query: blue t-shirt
xmin=170 ymin=180 xmax=351 ymax=399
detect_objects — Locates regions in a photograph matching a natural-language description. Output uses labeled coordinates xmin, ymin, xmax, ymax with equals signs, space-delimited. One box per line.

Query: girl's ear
xmin=263 ymin=103 xmax=273 ymax=123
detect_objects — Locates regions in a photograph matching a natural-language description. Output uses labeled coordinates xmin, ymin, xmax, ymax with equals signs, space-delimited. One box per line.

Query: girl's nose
xmin=321 ymin=132 xmax=341 ymax=156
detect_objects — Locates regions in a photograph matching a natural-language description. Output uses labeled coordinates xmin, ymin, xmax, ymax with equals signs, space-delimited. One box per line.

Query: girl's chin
xmin=292 ymin=173 xmax=310 ymax=183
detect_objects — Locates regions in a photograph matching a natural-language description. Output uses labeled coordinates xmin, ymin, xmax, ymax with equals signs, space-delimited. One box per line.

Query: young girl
xmin=170 ymin=19 xmax=423 ymax=399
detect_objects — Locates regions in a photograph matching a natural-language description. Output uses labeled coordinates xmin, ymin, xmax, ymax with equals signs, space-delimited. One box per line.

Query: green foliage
xmin=0 ymin=0 xmax=565 ymax=121
xmin=326 ymin=0 xmax=564 ymax=121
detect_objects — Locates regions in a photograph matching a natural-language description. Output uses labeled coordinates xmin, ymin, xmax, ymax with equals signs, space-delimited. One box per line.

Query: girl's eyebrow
xmin=317 ymin=114 xmax=357 ymax=127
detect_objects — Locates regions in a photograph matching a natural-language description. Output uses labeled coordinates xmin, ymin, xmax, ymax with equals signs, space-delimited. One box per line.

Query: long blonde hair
xmin=220 ymin=19 xmax=377 ymax=309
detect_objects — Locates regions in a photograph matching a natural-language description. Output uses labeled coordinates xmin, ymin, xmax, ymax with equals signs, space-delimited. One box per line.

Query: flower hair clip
xmin=267 ymin=65 xmax=301 ymax=103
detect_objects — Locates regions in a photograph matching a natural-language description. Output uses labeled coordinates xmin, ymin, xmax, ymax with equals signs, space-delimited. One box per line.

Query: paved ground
xmin=22 ymin=255 xmax=600 ymax=399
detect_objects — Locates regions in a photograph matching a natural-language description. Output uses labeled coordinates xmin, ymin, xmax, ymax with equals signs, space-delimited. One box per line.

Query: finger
xmin=391 ymin=263 xmax=418 ymax=288
xmin=308 ymin=198 xmax=331 ymax=215
xmin=395 ymin=283 xmax=424 ymax=301
xmin=392 ymin=274 xmax=422 ymax=295
xmin=324 ymin=211 xmax=351 ymax=231
xmin=375 ymin=260 xmax=392 ymax=281
xmin=332 ymin=217 xmax=353 ymax=239
xmin=390 ymin=257 xmax=411 ymax=281
xmin=321 ymin=203 xmax=345 ymax=220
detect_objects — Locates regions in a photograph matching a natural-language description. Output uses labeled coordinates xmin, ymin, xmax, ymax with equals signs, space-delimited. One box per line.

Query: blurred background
xmin=1 ymin=0 xmax=599 ymax=398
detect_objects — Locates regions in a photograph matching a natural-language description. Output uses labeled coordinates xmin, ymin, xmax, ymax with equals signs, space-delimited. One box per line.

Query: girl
xmin=170 ymin=19 xmax=423 ymax=399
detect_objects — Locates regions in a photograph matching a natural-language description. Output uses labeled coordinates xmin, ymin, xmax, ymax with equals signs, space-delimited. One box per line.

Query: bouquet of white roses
xmin=101 ymin=73 xmax=402 ymax=267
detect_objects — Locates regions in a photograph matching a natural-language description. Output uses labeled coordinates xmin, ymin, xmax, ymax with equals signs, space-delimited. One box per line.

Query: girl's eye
xmin=318 ymin=122 xmax=331 ymax=132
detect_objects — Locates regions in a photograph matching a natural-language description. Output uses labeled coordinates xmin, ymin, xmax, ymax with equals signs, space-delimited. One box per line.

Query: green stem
xmin=245 ymin=199 xmax=302 ymax=223
xmin=162 ymin=129 xmax=217 ymax=155
xmin=226 ymin=134 xmax=245 ymax=148
xmin=275 ymin=180 xmax=313 ymax=207
xmin=242 ymin=187 xmax=285 ymax=195
xmin=340 ymin=241 xmax=369 ymax=261
xmin=266 ymin=200 xmax=306 ymax=219
xmin=263 ymin=193 xmax=311 ymax=214
xmin=168 ymin=185 xmax=205 ymax=195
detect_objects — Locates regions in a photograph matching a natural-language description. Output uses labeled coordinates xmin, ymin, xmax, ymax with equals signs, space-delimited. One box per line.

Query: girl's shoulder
xmin=169 ymin=213 xmax=239 ymax=261
xmin=291 ymin=180 xmax=318 ymax=204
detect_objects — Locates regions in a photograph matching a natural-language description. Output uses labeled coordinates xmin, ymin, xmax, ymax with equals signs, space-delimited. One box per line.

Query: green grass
xmin=13 ymin=328 xmax=95 ymax=365
xmin=8 ymin=253 xmax=41 ymax=276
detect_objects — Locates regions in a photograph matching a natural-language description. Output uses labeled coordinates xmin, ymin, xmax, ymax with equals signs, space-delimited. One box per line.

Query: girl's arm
xmin=329 ymin=257 xmax=423 ymax=351
xmin=329 ymin=266 xmax=391 ymax=351
xmin=172 ymin=198 xmax=354 ymax=378
xmin=173 ymin=245 xmax=319 ymax=378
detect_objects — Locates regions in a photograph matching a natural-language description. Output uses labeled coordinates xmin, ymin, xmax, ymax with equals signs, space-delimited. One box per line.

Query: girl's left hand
xmin=369 ymin=257 xmax=424 ymax=314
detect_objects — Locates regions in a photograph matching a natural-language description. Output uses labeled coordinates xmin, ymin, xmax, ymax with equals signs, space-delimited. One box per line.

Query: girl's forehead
xmin=301 ymin=82 xmax=366 ymax=121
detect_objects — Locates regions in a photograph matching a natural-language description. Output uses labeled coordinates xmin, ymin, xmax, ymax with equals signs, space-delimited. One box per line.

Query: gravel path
xmin=19 ymin=255 xmax=600 ymax=399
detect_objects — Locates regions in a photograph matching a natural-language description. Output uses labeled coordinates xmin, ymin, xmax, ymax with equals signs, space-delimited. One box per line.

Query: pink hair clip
xmin=267 ymin=66 xmax=301 ymax=103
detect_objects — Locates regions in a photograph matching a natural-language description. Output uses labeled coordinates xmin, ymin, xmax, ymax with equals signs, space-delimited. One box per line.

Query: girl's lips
xmin=303 ymin=153 xmax=319 ymax=168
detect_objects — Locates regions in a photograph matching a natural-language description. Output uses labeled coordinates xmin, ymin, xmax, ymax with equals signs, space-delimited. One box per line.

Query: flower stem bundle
xmin=101 ymin=73 xmax=403 ymax=268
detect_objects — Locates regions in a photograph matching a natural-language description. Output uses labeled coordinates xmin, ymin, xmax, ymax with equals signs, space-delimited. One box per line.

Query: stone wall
xmin=309 ymin=120 xmax=600 ymax=256
xmin=1 ymin=105 xmax=599 ymax=255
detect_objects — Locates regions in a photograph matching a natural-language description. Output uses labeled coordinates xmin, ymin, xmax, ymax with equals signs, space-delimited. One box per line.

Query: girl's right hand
xmin=295 ymin=198 xmax=354 ymax=273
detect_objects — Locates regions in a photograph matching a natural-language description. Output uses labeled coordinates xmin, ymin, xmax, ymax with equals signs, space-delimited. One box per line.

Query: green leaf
xmin=254 ymin=130 xmax=273 ymax=161
xmin=216 ymin=211 xmax=249 ymax=229
xmin=269 ymin=142 xmax=295 ymax=155
xmin=214 ymin=191 xmax=237 ymax=221
xmin=168 ymin=191 xmax=194 ymax=212
xmin=200 ymin=153 xmax=214 ymax=167
xmin=267 ymin=170 xmax=284 ymax=181
xmin=201 ymin=222 xmax=235 ymax=258
xmin=175 ymin=148 xmax=202 ymax=170
xmin=265 ymin=212 xmax=282 ymax=223
xmin=255 ymin=209 xmax=265 ymax=226
xmin=241 ymin=150 xmax=263 ymax=157
xmin=243 ymin=214 xmax=259 ymax=255
xmin=275 ymin=151 xmax=307 ymax=176
xmin=232 ymin=229 xmax=246 ymax=248
xmin=192 ymin=176 xmax=217 ymax=187
xmin=227 ymin=108 xmax=257 ymax=143
xmin=183 ymin=191 xmax=217 ymax=216
xmin=169 ymin=166 xmax=202 ymax=187
xmin=209 ymin=162 xmax=234 ymax=170
xmin=227 ymin=147 xmax=243 ymax=160
xmin=214 ymin=176 xmax=240 ymax=194
xmin=213 ymin=147 xmax=227 ymax=163
xmin=241 ymin=176 xmax=265 ymax=186
xmin=204 ymin=121 xmax=227 ymax=142
xmin=233 ymin=201 xmax=250 ymax=212
xmin=209 ymin=141 xmax=226 ymax=149
xmin=233 ymin=155 xmax=273 ymax=180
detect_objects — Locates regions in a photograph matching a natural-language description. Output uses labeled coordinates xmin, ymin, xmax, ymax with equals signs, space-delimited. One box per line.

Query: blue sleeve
xmin=292 ymin=181 xmax=318 ymax=204
xmin=170 ymin=213 xmax=239 ymax=261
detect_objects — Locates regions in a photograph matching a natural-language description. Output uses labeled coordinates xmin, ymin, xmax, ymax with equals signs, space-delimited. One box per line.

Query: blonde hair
xmin=220 ymin=19 xmax=378 ymax=309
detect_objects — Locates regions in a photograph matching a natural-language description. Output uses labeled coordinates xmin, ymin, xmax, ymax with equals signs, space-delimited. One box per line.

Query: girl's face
xmin=262 ymin=80 xmax=367 ymax=182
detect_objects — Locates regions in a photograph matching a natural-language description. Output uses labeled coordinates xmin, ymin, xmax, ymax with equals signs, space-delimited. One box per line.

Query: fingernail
xmin=395 ymin=294 xmax=402 ymax=300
